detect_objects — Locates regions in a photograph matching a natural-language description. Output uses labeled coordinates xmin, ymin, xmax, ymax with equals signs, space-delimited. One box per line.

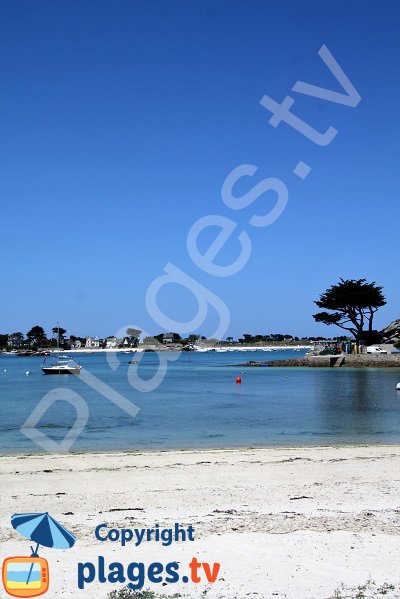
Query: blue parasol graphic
xmin=11 ymin=512 xmax=76 ymax=585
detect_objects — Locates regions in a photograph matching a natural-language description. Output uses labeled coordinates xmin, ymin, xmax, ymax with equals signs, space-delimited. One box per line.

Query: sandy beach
xmin=1 ymin=445 xmax=400 ymax=598
xmin=2 ymin=345 xmax=312 ymax=355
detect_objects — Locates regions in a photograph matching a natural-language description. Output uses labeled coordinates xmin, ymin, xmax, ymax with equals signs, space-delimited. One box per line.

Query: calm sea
xmin=1 ymin=350 xmax=400 ymax=453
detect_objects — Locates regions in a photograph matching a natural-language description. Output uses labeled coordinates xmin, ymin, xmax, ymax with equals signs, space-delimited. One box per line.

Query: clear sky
xmin=1 ymin=0 xmax=399 ymax=339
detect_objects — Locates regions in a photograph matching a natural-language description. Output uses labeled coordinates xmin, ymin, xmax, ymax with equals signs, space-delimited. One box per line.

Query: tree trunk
xmin=368 ymin=308 xmax=374 ymax=333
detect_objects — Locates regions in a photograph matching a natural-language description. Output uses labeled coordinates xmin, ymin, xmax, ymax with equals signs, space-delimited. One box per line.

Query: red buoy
xmin=235 ymin=376 xmax=242 ymax=384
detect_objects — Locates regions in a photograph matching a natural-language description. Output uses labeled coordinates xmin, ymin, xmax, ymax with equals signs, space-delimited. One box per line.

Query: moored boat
xmin=41 ymin=323 xmax=81 ymax=375
xmin=41 ymin=361 xmax=82 ymax=375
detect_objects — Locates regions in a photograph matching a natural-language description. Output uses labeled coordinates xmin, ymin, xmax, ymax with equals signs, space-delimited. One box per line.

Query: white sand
xmin=47 ymin=344 xmax=312 ymax=354
xmin=1 ymin=446 xmax=400 ymax=598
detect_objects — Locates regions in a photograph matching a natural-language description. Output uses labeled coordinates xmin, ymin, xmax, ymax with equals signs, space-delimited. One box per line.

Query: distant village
xmin=1 ymin=327 xmax=353 ymax=352
xmin=1 ymin=327 xmax=141 ymax=351
xmin=1 ymin=319 xmax=399 ymax=353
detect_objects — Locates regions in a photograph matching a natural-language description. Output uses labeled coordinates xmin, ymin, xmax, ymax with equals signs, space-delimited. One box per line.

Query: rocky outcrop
xmin=241 ymin=354 xmax=400 ymax=368
xmin=381 ymin=319 xmax=400 ymax=343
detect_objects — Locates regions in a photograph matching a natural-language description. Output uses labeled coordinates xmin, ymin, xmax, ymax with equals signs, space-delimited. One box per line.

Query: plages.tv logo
xmin=2 ymin=512 xmax=75 ymax=598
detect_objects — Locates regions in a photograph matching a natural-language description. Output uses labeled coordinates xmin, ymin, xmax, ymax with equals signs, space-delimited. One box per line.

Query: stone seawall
xmin=241 ymin=354 xmax=400 ymax=368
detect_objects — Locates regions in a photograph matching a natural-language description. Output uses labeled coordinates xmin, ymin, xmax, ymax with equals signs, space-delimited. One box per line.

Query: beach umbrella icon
xmin=11 ymin=512 xmax=76 ymax=584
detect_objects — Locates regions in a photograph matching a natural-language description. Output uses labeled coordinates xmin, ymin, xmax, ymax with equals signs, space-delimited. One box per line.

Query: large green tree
xmin=27 ymin=325 xmax=46 ymax=346
xmin=126 ymin=328 xmax=141 ymax=347
xmin=313 ymin=278 xmax=386 ymax=348
xmin=52 ymin=325 xmax=67 ymax=347
xmin=0 ymin=334 xmax=10 ymax=347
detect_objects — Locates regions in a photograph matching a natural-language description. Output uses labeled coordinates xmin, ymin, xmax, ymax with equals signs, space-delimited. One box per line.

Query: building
xmin=7 ymin=334 xmax=24 ymax=349
xmin=106 ymin=336 xmax=118 ymax=348
xmin=85 ymin=336 xmax=100 ymax=348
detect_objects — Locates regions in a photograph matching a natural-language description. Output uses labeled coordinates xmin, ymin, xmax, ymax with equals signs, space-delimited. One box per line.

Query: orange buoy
xmin=235 ymin=376 xmax=242 ymax=384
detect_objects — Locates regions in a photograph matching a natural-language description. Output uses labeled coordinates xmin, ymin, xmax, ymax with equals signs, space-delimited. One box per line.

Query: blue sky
xmin=1 ymin=0 xmax=399 ymax=339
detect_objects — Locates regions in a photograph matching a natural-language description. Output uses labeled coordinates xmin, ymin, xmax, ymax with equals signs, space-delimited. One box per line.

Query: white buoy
xmin=25 ymin=371 xmax=31 ymax=376
xmin=396 ymin=383 xmax=400 ymax=391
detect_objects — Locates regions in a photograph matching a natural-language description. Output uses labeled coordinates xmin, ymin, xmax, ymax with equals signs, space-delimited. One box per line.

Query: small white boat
xmin=41 ymin=324 xmax=81 ymax=375
xmin=42 ymin=360 xmax=81 ymax=375
xmin=396 ymin=383 xmax=400 ymax=391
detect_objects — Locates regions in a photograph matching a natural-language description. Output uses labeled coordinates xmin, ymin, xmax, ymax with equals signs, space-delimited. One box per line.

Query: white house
xmin=86 ymin=336 xmax=100 ymax=348
xmin=106 ymin=336 xmax=118 ymax=348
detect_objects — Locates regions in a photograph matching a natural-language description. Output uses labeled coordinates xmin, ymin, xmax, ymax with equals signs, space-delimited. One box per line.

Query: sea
xmin=1 ymin=349 xmax=400 ymax=453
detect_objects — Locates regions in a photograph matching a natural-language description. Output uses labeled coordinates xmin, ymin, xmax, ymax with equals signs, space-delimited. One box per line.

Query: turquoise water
xmin=1 ymin=350 xmax=400 ymax=453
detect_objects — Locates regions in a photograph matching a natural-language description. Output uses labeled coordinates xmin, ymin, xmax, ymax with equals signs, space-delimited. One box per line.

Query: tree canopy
xmin=52 ymin=325 xmax=66 ymax=336
xmin=313 ymin=278 xmax=386 ymax=346
xmin=27 ymin=325 xmax=46 ymax=346
xmin=52 ymin=325 xmax=67 ymax=347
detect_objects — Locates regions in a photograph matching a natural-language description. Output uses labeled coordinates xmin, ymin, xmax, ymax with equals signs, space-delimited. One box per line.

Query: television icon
xmin=2 ymin=556 xmax=49 ymax=598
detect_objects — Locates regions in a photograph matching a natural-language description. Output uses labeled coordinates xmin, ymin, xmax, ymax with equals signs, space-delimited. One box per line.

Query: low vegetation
xmin=107 ymin=580 xmax=400 ymax=599
xmin=329 ymin=579 xmax=397 ymax=598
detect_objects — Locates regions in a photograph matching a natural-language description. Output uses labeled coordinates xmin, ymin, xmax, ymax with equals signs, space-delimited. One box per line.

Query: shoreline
xmin=0 ymin=344 xmax=313 ymax=355
xmin=2 ymin=441 xmax=400 ymax=458
xmin=241 ymin=354 xmax=400 ymax=368
xmin=1 ymin=445 xmax=400 ymax=598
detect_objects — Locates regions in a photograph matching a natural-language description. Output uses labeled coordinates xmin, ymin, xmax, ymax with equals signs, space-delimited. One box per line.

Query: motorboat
xmin=41 ymin=360 xmax=81 ymax=375
xmin=41 ymin=323 xmax=81 ymax=375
